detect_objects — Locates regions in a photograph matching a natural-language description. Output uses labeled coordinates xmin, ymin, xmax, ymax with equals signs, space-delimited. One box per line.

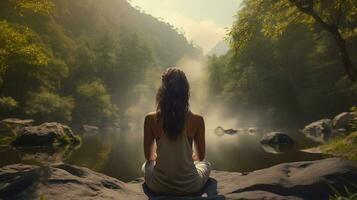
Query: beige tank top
xmin=147 ymin=123 xmax=203 ymax=194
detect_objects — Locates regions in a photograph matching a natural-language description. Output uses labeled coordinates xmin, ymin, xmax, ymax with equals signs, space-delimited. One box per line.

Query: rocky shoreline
xmin=0 ymin=158 xmax=356 ymax=200
xmin=302 ymin=112 xmax=354 ymax=143
xmin=1 ymin=112 xmax=356 ymax=199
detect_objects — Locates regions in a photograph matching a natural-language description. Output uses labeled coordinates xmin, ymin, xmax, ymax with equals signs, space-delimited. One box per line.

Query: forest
xmin=208 ymin=0 xmax=357 ymax=127
xmin=0 ymin=0 xmax=200 ymax=127
xmin=1 ymin=0 xmax=356 ymax=128
xmin=0 ymin=0 xmax=357 ymax=199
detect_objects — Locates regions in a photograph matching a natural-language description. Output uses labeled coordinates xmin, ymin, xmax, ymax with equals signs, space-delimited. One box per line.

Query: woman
xmin=142 ymin=67 xmax=211 ymax=195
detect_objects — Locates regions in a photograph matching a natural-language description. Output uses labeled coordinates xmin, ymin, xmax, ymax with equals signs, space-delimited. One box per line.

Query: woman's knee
xmin=195 ymin=160 xmax=212 ymax=177
xmin=204 ymin=160 xmax=212 ymax=169
xmin=195 ymin=160 xmax=211 ymax=168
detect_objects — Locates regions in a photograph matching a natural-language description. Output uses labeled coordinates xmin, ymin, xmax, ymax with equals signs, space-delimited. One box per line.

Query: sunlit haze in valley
xmin=129 ymin=0 xmax=242 ymax=53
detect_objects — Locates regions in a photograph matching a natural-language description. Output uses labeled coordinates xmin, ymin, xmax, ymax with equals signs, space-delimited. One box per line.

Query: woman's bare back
xmin=144 ymin=111 xmax=206 ymax=161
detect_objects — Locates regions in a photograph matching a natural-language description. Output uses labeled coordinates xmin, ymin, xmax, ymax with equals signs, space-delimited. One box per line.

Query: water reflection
xmin=0 ymin=144 xmax=79 ymax=166
xmin=66 ymin=129 xmax=145 ymax=182
xmin=17 ymin=145 xmax=78 ymax=164
xmin=261 ymin=144 xmax=294 ymax=154
xmin=66 ymin=133 xmax=115 ymax=171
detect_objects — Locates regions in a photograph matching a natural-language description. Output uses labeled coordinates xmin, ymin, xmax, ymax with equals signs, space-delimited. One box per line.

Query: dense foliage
xmin=208 ymin=0 xmax=357 ymax=127
xmin=25 ymin=89 xmax=74 ymax=122
xmin=0 ymin=0 xmax=199 ymax=125
xmin=75 ymin=81 xmax=118 ymax=126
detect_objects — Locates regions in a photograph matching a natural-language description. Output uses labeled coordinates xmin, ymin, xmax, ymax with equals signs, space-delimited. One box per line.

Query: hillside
xmin=0 ymin=0 xmax=200 ymax=125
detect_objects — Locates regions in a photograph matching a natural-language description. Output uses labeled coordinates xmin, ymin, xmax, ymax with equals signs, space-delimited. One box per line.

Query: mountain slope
xmin=0 ymin=0 xmax=200 ymax=124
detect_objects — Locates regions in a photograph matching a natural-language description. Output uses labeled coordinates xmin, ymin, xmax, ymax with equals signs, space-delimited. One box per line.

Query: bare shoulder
xmin=188 ymin=111 xmax=204 ymax=124
xmin=145 ymin=112 xmax=157 ymax=123
xmin=187 ymin=112 xmax=204 ymax=137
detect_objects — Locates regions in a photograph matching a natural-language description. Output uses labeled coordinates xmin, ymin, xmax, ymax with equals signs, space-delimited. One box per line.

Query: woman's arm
xmin=144 ymin=114 xmax=156 ymax=161
xmin=193 ymin=116 xmax=205 ymax=161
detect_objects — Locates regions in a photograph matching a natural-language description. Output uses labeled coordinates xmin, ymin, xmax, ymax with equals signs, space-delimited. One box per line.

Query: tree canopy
xmin=230 ymin=0 xmax=357 ymax=80
xmin=208 ymin=0 xmax=357 ymax=127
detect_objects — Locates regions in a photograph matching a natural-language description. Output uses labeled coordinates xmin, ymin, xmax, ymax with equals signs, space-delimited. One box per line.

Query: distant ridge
xmin=208 ymin=41 xmax=229 ymax=56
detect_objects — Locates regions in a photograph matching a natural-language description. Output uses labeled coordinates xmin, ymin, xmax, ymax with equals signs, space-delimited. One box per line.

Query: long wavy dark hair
xmin=156 ymin=67 xmax=190 ymax=140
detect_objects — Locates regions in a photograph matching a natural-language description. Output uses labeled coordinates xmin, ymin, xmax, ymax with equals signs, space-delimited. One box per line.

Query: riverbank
xmin=321 ymin=131 xmax=357 ymax=161
xmin=1 ymin=158 xmax=356 ymax=200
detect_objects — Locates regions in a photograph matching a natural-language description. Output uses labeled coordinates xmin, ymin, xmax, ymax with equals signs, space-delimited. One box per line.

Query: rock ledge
xmin=0 ymin=158 xmax=356 ymax=200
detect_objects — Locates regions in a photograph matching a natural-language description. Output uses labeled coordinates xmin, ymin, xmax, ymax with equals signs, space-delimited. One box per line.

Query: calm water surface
xmin=0 ymin=126 xmax=325 ymax=182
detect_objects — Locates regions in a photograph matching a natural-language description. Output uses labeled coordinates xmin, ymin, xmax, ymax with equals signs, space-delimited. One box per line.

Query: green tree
xmin=0 ymin=20 xmax=50 ymax=85
xmin=0 ymin=96 xmax=18 ymax=114
xmin=209 ymin=0 xmax=357 ymax=126
xmin=230 ymin=0 xmax=357 ymax=80
xmin=75 ymin=81 xmax=117 ymax=126
xmin=10 ymin=0 xmax=54 ymax=14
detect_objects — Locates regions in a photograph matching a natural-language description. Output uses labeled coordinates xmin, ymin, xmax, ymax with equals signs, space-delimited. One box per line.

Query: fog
xmin=122 ymin=55 xmax=252 ymax=134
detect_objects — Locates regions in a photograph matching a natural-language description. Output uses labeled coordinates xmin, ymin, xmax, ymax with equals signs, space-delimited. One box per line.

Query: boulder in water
xmin=302 ymin=119 xmax=332 ymax=143
xmin=0 ymin=118 xmax=34 ymax=132
xmin=12 ymin=122 xmax=80 ymax=146
xmin=224 ymin=129 xmax=238 ymax=135
xmin=332 ymin=112 xmax=354 ymax=130
xmin=214 ymin=126 xmax=238 ymax=136
xmin=248 ymin=127 xmax=258 ymax=134
xmin=260 ymin=132 xmax=294 ymax=145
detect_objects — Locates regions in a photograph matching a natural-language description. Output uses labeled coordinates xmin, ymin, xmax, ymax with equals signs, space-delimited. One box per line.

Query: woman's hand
xmin=192 ymin=154 xmax=199 ymax=161
xmin=149 ymin=153 xmax=157 ymax=161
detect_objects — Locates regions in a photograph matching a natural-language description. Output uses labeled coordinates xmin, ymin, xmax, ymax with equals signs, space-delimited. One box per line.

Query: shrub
xmin=328 ymin=179 xmax=357 ymax=200
xmin=322 ymin=132 xmax=357 ymax=161
xmin=25 ymin=90 xmax=74 ymax=122
xmin=0 ymin=96 xmax=18 ymax=111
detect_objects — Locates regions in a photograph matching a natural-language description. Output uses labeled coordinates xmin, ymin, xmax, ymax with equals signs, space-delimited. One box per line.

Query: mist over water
xmin=121 ymin=54 xmax=268 ymax=148
xmin=123 ymin=55 xmax=240 ymax=137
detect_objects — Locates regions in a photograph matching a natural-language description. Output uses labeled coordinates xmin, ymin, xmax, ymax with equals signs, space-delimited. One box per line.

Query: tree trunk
xmin=289 ymin=0 xmax=357 ymax=81
xmin=329 ymin=27 xmax=357 ymax=81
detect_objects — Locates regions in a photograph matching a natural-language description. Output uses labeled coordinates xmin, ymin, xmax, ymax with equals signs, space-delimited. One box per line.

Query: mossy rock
xmin=12 ymin=122 xmax=80 ymax=147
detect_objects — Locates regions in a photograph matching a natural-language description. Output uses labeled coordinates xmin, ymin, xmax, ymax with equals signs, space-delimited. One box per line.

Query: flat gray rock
xmin=0 ymin=158 xmax=356 ymax=200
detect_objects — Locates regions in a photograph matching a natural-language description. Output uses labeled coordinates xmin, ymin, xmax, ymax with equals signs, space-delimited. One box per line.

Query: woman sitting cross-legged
xmin=142 ymin=67 xmax=211 ymax=195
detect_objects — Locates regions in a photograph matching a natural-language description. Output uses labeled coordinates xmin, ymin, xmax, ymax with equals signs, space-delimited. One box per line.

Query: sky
xmin=129 ymin=0 xmax=242 ymax=53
